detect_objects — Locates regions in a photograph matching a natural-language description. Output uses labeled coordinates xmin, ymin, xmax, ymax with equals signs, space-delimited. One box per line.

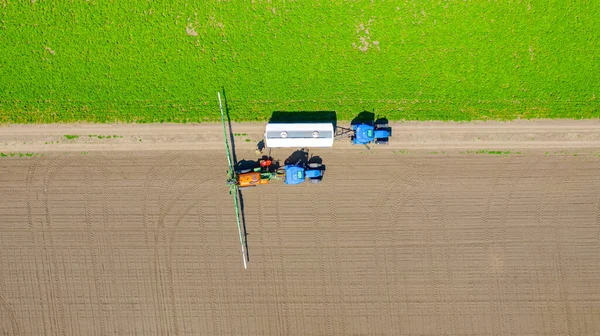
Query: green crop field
xmin=1 ymin=1 xmax=598 ymax=123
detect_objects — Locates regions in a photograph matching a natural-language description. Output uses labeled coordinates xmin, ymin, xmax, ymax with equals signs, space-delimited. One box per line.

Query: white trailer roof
xmin=264 ymin=123 xmax=334 ymax=148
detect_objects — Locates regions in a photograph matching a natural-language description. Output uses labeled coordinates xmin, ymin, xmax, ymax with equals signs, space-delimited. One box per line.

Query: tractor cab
xmin=353 ymin=124 xmax=375 ymax=145
xmin=283 ymin=162 xmax=324 ymax=184
xmin=284 ymin=165 xmax=305 ymax=185
xmin=352 ymin=122 xmax=390 ymax=145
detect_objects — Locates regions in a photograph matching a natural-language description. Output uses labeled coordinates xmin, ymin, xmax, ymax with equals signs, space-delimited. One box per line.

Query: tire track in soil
xmin=388 ymin=189 xmax=416 ymax=335
xmin=161 ymin=177 xmax=220 ymax=336
xmin=154 ymin=157 xmax=198 ymax=336
xmin=405 ymin=181 xmax=442 ymax=334
xmin=420 ymin=156 xmax=467 ymax=333
xmin=3 ymin=147 xmax=600 ymax=335
xmin=597 ymin=167 xmax=600 ymax=251
xmin=537 ymin=158 xmax=558 ymax=335
xmin=199 ymin=197 xmax=219 ymax=336
xmin=496 ymin=155 xmax=543 ymax=336
xmin=348 ymin=154 xmax=378 ymax=333
xmin=0 ymin=167 xmax=15 ymax=181
xmin=97 ymin=154 xmax=124 ymax=336
xmin=370 ymin=157 xmax=412 ymax=335
xmin=207 ymin=240 xmax=219 ymax=336
xmin=195 ymin=188 xmax=218 ymax=336
xmin=256 ymin=191 xmax=277 ymax=335
xmin=201 ymin=191 xmax=220 ymax=336
xmin=585 ymin=154 xmax=600 ymax=334
xmin=594 ymin=158 xmax=600 ymax=331
xmin=275 ymin=191 xmax=292 ymax=336
xmin=3 ymin=187 xmax=144 ymax=194
xmin=290 ymin=190 xmax=305 ymax=334
xmin=140 ymin=153 xmax=182 ymax=334
xmin=81 ymin=157 xmax=109 ymax=336
xmin=390 ymin=156 xmax=449 ymax=334
xmin=0 ymin=188 xmax=29 ymax=194
xmin=427 ymin=160 xmax=459 ymax=336
xmin=401 ymin=156 xmax=465 ymax=335
xmin=480 ymin=157 xmax=511 ymax=335
xmin=325 ymin=180 xmax=346 ymax=336
xmin=397 ymin=187 xmax=431 ymax=335
xmin=25 ymin=155 xmax=49 ymax=336
xmin=162 ymin=157 xmax=220 ymax=334
xmin=0 ymin=294 xmax=21 ymax=336
xmin=551 ymin=156 xmax=574 ymax=335
xmin=367 ymin=155 xmax=410 ymax=335
xmin=42 ymin=154 xmax=78 ymax=336
xmin=217 ymin=199 xmax=238 ymax=336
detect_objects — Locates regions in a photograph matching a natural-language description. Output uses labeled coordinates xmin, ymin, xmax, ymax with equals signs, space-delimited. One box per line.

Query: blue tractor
xmin=352 ymin=120 xmax=391 ymax=145
xmin=282 ymin=161 xmax=324 ymax=185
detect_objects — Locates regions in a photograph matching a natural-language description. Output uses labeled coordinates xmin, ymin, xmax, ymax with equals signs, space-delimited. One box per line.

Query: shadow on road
xmin=351 ymin=111 xmax=375 ymax=126
xmin=284 ymin=149 xmax=310 ymax=166
xmin=269 ymin=111 xmax=337 ymax=128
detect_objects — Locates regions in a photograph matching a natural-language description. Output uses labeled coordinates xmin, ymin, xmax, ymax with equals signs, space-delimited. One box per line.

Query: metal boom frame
xmin=218 ymin=92 xmax=248 ymax=269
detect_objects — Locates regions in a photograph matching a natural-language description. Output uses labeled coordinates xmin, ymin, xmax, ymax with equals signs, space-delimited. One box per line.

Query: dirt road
xmin=0 ymin=121 xmax=599 ymax=335
xmin=1 ymin=119 xmax=600 ymax=152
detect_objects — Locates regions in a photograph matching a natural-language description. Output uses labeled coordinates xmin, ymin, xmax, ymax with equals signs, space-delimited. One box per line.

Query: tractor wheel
xmin=309 ymin=178 xmax=323 ymax=184
xmin=237 ymin=168 xmax=252 ymax=174
xmin=308 ymin=163 xmax=322 ymax=169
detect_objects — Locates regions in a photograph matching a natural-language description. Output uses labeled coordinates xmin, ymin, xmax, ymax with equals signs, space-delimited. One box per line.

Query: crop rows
xmin=1 ymin=1 xmax=598 ymax=123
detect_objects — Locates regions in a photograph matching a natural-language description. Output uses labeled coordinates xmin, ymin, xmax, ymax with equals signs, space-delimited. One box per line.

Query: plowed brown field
xmin=0 ymin=121 xmax=599 ymax=335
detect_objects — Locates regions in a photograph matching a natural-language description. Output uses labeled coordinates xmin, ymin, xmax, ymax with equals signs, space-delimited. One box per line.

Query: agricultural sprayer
xmin=232 ymin=156 xmax=282 ymax=188
xmin=263 ymin=112 xmax=391 ymax=148
xmin=218 ymin=92 xmax=249 ymax=269
xmin=218 ymin=93 xmax=328 ymax=269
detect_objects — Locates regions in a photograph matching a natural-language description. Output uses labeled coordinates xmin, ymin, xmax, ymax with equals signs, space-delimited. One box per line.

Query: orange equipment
xmin=236 ymin=157 xmax=282 ymax=188
xmin=238 ymin=172 xmax=272 ymax=187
